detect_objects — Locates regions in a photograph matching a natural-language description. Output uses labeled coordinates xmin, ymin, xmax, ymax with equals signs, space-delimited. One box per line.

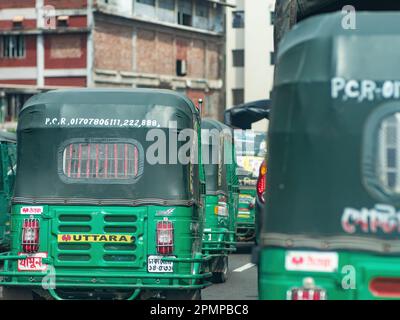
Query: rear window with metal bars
xmin=61 ymin=142 xmax=140 ymax=182
xmin=377 ymin=113 xmax=400 ymax=192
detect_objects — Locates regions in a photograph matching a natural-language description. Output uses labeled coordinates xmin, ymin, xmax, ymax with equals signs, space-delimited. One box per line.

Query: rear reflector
xmin=370 ymin=278 xmax=400 ymax=298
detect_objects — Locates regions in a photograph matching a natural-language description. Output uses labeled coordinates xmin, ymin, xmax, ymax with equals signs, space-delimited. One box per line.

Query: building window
xmin=232 ymin=89 xmax=244 ymax=106
xmin=12 ymin=16 xmax=24 ymax=29
xmin=232 ymin=49 xmax=244 ymax=67
xmin=270 ymin=11 xmax=275 ymax=25
xmin=137 ymin=0 xmax=155 ymax=5
xmin=196 ymin=2 xmax=209 ymax=18
xmin=178 ymin=0 xmax=192 ymax=26
xmin=159 ymin=0 xmax=174 ymax=10
xmin=4 ymin=93 xmax=32 ymax=122
xmin=232 ymin=11 xmax=244 ymax=28
xmin=57 ymin=16 xmax=69 ymax=27
xmin=1 ymin=35 xmax=25 ymax=58
xmin=60 ymin=140 xmax=143 ymax=183
xmin=270 ymin=51 xmax=276 ymax=65
xmin=176 ymin=59 xmax=187 ymax=76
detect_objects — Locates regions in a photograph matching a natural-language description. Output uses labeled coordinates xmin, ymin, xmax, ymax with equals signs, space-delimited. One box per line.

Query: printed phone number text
xmin=44 ymin=117 xmax=160 ymax=128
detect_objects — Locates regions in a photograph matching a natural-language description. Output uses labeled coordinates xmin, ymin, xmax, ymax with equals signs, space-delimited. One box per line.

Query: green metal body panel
xmin=3 ymin=205 xmax=208 ymax=291
xmin=259 ymin=248 xmax=400 ymax=300
xmin=203 ymin=196 xmax=236 ymax=255
xmin=259 ymin=12 xmax=400 ymax=300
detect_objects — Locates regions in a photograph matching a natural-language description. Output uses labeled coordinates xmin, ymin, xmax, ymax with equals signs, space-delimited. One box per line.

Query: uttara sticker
xmin=58 ymin=234 xmax=134 ymax=243
xmin=341 ymin=204 xmax=400 ymax=234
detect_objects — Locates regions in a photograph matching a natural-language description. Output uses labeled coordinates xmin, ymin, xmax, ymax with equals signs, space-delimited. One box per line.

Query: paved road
xmin=202 ymin=242 xmax=258 ymax=300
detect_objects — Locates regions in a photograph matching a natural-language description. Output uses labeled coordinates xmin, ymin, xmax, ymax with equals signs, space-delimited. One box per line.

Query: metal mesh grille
xmin=55 ymin=212 xmax=139 ymax=265
xmin=378 ymin=113 xmax=400 ymax=192
xmin=156 ymin=220 xmax=174 ymax=254
xmin=22 ymin=218 xmax=39 ymax=253
xmin=62 ymin=143 xmax=139 ymax=180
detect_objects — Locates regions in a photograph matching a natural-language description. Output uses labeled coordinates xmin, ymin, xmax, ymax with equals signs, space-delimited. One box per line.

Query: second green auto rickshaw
xmin=201 ymin=119 xmax=239 ymax=283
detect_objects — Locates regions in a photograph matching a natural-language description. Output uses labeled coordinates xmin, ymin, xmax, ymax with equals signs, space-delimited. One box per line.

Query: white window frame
xmin=377 ymin=113 xmax=400 ymax=192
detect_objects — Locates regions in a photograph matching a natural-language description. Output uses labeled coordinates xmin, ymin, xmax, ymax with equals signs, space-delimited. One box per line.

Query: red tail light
xmin=22 ymin=218 xmax=40 ymax=253
xmin=287 ymin=278 xmax=327 ymax=300
xmin=370 ymin=277 xmax=400 ymax=298
xmin=156 ymin=219 xmax=174 ymax=255
xmin=257 ymin=160 xmax=267 ymax=203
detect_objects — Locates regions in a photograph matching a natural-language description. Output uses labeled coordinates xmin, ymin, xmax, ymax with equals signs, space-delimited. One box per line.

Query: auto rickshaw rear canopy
xmin=274 ymin=0 xmax=400 ymax=48
xmin=264 ymin=12 xmax=400 ymax=254
xmin=201 ymin=119 xmax=233 ymax=194
xmin=15 ymin=89 xmax=201 ymax=206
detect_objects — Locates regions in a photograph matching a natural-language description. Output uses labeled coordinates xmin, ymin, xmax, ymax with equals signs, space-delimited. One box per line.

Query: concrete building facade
xmin=0 ymin=0 xmax=231 ymax=127
xmin=225 ymin=0 xmax=275 ymax=130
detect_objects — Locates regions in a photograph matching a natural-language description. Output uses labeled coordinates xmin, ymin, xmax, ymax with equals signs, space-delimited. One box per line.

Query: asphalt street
xmin=203 ymin=242 xmax=258 ymax=300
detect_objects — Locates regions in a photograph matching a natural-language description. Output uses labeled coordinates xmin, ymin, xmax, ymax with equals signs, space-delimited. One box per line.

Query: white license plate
xmin=18 ymin=252 xmax=47 ymax=272
xmin=147 ymin=255 xmax=175 ymax=273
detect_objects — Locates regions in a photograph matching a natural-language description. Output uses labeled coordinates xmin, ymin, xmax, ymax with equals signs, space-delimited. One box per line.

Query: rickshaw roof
xmin=201 ymin=119 xmax=231 ymax=194
xmin=21 ymin=88 xmax=198 ymax=118
xmin=276 ymin=12 xmax=400 ymax=86
xmin=14 ymin=88 xmax=201 ymax=206
xmin=0 ymin=131 xmax=16 ymax=143
xmin=202 ymin=118 xmax=232 ymax=133
xmin=280 ymin=11 xmax=400 ymax=54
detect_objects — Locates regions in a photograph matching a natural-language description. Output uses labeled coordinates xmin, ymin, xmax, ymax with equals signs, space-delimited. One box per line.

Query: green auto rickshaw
xmin=235 ymin=130 xmax=266 ymax=242
xmin=0 ymin=89 xmax=210 ymax=300
xmin=201 ymin=119 xmax=238 ymax=283
xmin=259 ymin=11 xmax=400 ymax=300
xmin=0 ymin=131 xmax=17 ymax=250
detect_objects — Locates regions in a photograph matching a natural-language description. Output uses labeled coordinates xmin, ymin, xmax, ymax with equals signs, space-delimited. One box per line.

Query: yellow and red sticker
xmin=57 ymin=234 xmax=134 ymax=243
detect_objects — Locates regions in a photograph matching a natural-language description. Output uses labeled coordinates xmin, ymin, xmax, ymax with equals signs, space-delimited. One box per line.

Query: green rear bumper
xmin=0 ymin=252 xmax=212 ymax=299
xmin=202 ymin=229 xmax=236 ymax=254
